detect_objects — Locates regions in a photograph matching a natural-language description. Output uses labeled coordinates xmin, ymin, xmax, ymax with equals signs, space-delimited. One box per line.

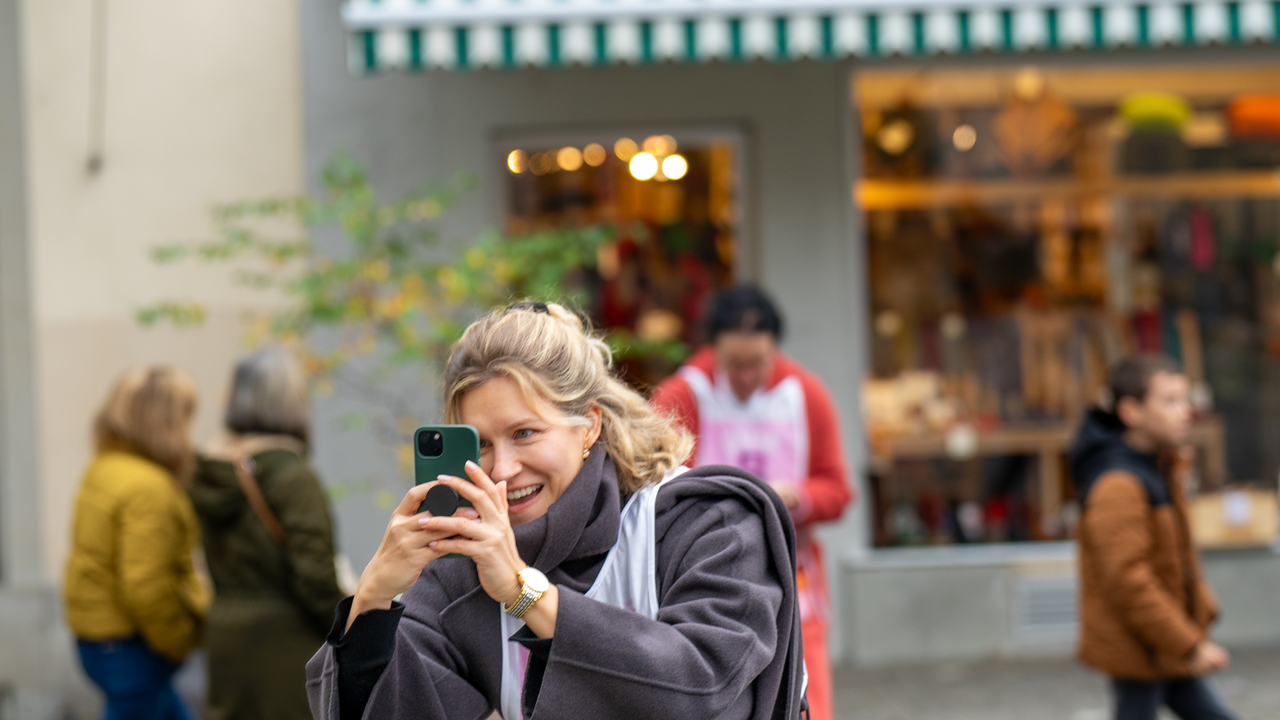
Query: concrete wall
xmin=5 ymin=0 xmax=307 ymax=716
xmin=843 ymin=545 xmax=1280 ymax=667
xmin=21 ymin=0 xmax=307 ymax=584
xmin=0 ymin=1 xmax=70 ymax=717
xmin=298 ymin=0 xmax=873 ymax=660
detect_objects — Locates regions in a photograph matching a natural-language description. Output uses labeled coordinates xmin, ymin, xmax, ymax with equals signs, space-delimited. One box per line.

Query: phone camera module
xmin=418 ymin=430 xmax=444 ymax=458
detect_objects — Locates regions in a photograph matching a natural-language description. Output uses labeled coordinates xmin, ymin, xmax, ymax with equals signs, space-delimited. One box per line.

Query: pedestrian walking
xmin=306 ymin=301 xmax=807 ymax=720
xmin=650 ymin=284 xmax=852 ymax=720
xmin=189 ymin=347 xmax=345 ymax=720
xmin=64 ymin=366 xmax=209 ymax=720
xmin=1070 ymin=353 xmax=1238 ymax=720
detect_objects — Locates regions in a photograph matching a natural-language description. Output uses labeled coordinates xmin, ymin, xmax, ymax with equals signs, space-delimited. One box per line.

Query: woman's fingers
xmin=420 ymin=515 xmax=489 ymax=540
xmin=464 ymin=460 xmax=510 ymax=515
xmin=394 ymin=482 xmax=435 ymax=518
xmin=397 ymin=518 xmax=462 ymax=546
xmin=438 ymin=467 xmax=505 ymax=523
xmin=426 ymin=537 xmax=480 ymax=557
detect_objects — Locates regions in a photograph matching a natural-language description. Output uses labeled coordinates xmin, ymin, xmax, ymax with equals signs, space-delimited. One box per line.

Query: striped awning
xmin=343 ymin=1 xmax=1279 ymax=73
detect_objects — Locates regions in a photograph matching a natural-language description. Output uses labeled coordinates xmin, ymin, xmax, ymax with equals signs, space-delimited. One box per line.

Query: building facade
xmin=1 ymin=0 xmax=307 ymax=715
xmin=5 ymin=0 xmax=1280 ymax=717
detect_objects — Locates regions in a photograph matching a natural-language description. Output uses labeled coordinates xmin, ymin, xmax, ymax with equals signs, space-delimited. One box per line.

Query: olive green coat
xmin=189 ymin=438 xmax=346 ymax=720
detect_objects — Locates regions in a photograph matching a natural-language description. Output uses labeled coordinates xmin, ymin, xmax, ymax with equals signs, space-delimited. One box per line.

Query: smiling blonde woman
xmin=306 ymin=301 xmax=809 ymax=720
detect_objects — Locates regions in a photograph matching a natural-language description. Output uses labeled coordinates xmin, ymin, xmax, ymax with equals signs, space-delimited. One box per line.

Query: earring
xmin=582 ymin=448 xmax=591 ymax=460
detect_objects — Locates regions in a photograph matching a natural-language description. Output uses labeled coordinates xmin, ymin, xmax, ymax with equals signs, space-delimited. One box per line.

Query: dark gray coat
xmin=305 ymin=451 xmax=804 ymax=719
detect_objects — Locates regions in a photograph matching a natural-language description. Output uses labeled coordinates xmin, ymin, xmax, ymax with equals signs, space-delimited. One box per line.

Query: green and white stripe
xmin=342 ymin=1 xmax=1280 ymax=73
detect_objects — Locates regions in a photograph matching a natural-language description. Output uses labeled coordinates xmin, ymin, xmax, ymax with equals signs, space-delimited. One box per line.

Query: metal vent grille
xmin=1015 ymin=576 xmax=1078 ymax=642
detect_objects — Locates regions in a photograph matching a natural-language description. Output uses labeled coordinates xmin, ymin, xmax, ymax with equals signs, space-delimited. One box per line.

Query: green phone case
xmin=414 ymin=425 xmax=480 ymax=515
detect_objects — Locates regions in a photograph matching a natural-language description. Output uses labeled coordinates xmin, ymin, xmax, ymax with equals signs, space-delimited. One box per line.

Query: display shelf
xmin=856 ymin=170 xmax=1280 ymax=210
xmin=870 ymin=416 xmax=1227 ymax=540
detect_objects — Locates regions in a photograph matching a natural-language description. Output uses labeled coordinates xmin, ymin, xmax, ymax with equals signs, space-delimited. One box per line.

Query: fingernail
xmin=437 ymin=474 xmax=450 ymax=481
xmin=428 ymin=541 xmax=437 ymax=548
xmin=465 ymin=460 xmax=479 ymax=470
xmin=419 ymin=517 xmax=430 ymax=526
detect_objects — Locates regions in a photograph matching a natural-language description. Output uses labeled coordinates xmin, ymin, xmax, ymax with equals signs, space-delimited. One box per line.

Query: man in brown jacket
xmin=1070 ymin=354 xmax=1236 ymax=720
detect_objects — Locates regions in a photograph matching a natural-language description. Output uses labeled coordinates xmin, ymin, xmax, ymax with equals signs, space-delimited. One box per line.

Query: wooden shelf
xmin=856 ymin=170 xmax=1280 ymax=210
xmin=871 ymin=416 xmax=1227 ymax=538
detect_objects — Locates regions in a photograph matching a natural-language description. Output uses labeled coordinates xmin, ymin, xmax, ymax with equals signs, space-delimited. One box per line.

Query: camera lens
xmin=418 ymin=430 xmax=444 ymax=457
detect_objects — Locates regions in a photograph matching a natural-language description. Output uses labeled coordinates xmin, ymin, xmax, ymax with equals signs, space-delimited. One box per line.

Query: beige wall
xmin=21 ymin=0 xmax=305 ymax=581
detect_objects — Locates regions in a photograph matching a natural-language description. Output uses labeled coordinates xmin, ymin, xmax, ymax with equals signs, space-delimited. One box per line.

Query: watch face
xmin=519 ymin=567 xmax=550 ymax=593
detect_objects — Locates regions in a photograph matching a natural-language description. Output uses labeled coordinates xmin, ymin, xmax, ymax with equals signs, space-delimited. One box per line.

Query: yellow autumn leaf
xmin=402 ymin=274 xmax=425 ymax=298
xmin=376 ymin=489 xmax=397 ymax=510
xmin=466 ymin=248 xmax=486 ymax=269
xmin=367 ymin=260 xmax=390 ymax=282
xmin=397 ymin=443 xmax=414 ymax=478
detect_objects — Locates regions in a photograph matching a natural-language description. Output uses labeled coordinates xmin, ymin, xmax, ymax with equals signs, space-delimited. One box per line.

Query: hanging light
xmin=661 ymin=154 xmax=688 ymax=180
xmin=583 ymin=143 xmax=607 ymax=166
xmin=507 ymin=150 xmax=527 ymax=174
xmin=614 ymin=138 xmax=639 ymax=161
xmin=876 ymin=119 xmax=915 ymax=156
xmin=952 ymin=124 xmax=977 ymax=152
xmin=530 ymin=153 xmax=554 ymax=175
xmin=629 ymin=152 xmax=659 ymax=180
xmin=557 ymin=146 xmax=583 ymax=172
xmin=643 ymin=135 xmax=676 ymax=155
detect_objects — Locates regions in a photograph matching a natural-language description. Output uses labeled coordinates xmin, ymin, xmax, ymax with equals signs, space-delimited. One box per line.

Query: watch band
xmin=502 ymin=583 xmax=545 ymax=619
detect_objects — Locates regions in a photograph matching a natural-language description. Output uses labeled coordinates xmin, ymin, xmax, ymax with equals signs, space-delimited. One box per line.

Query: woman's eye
xmin=478 ymin=439 xmax=492 ymax=450
xmin=514 ymin=429 xmax=535 ymax=440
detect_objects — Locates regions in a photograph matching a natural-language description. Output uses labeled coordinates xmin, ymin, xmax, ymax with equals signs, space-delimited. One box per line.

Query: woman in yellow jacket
xmin=63 ymin=367 xmax=210 ymax=720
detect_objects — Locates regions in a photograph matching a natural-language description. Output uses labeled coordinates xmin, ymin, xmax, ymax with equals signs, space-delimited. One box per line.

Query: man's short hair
xmin=1109 ymin=353 xmax=1183 ymax=406
xmin=706 ymin=284 xmax=784 ymax=342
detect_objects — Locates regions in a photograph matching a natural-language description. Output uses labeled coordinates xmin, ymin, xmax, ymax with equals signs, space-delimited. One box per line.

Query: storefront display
xmin=858 ymin=65 xmax=1280 ymax=547
xmin=502 ymin=133 xmax=740 ymax=386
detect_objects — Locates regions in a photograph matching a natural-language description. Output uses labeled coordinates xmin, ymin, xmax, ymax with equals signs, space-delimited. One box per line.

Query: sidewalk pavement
xmin=835 ymin=646 xmax=1280 ymax=720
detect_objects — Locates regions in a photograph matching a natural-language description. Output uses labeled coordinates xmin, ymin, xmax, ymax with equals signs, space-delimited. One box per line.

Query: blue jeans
xmin=1113 ymin=676 xmax=1238 ymax=720
xmin=77 ymin=637 xmax=193 ymax=720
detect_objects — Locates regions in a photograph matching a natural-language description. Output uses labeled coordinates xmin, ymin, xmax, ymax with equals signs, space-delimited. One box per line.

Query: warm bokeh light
xmin=643 ymin=134 xmax=676 ymax=155
xmin=1013 ymin=66 xmax=1046 ymax=101
xmin=614 ymin=138 xmax=638 ymax=161
xmin=557 ymin=146 xmax=583 ymax=172
xmin=583 ymin=143 xmax=607 ymax=166
xmin=876 ymin=119 xmax=914 ymax=156
xmin=629 ymin=152 xmax=658 ymax=180
xmin=661 ymin=154 xmax=688 ymax=180
xmin=952 ymin=124 xmax=977 ymax=152
xmin=530 ymin=152 xmax=554 ymax=175
xmin=507 ymin=150 xmax=527 ymax=174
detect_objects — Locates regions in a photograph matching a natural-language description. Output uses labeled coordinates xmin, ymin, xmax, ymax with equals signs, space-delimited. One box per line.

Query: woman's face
xmin=459 ymin=375 xmax=602 ymax=527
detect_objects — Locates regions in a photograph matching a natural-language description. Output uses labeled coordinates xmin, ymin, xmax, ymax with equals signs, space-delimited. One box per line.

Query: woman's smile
xmin=506 ymin=483 xmax=544 ymax=509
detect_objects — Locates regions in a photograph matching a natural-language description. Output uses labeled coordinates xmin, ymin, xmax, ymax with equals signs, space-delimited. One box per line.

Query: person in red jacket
xmin=651 ymin=284 xmax=853 ymax=720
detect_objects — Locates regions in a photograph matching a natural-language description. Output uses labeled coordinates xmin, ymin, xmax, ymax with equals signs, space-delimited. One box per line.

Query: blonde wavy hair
xmin=443 ymin=302 xmax=692 ymax=494
xmin=94 ymin=366 xmax=198 ymax=481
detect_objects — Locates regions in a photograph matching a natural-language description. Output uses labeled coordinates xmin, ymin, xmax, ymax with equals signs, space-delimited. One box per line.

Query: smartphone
xmin=414 ymin=425 xmax=481 ymax=516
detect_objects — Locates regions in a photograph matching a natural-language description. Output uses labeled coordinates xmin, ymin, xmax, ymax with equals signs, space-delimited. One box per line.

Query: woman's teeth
xmin=507 ymin=485 xmax=541 ymax=502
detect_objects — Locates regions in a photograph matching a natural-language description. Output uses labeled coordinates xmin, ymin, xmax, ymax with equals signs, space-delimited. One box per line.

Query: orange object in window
xmin=1227 ymin=95 xmax=1280 ymax=138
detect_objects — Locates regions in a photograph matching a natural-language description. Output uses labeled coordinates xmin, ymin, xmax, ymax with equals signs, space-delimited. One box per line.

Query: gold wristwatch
xmin=501 ymin=566 xmax=549 ymax=619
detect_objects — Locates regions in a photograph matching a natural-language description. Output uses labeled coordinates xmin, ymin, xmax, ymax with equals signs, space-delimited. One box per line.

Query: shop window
xmin=502 ymin=132 xmax=741 ymax=387
xmin=857 ymin=65 xmax=1280 ymax=547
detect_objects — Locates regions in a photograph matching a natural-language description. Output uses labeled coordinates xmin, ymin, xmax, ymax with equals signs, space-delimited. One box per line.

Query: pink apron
xmin=679 ymin=366 xmax=827 ymax=625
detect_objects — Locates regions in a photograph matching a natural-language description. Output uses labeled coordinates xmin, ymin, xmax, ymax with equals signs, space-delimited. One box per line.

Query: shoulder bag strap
xmin=233 ymin=454 xmax=289 ymax=546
